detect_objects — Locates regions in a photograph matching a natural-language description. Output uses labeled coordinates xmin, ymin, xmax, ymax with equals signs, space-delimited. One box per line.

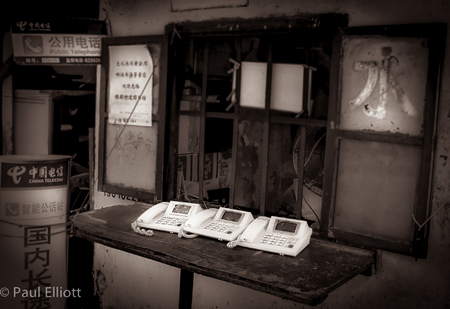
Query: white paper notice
xmin=240 ymin=62 xmax=304 ymax=113
xmin=108 ymin=45 xmax=153 ymax=126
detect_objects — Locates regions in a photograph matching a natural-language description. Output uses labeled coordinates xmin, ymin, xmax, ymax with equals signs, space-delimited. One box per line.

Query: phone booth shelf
xmin=72 ymin=203 xmax=376 ymax=306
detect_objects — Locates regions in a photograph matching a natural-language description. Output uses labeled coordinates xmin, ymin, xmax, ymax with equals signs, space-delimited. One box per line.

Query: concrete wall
xmin=92 ymin=0 xmax=450 ymax=308
xmin=92 ymin=244 xmax=181 ymax=309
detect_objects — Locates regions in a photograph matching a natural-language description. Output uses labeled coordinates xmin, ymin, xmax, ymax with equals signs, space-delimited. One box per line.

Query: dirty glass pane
xmin=178 ymin=115 xmax=199 ymax=155
xmin=266 ymin=124 xmax=324 ymax=223
xmin=333 ymin=138 xmax=420 ymax=243
xmin=104 ymin=43 xmax=161 ymax=193
xmin=339 ymin=37 xmax=428 ymax=136
xmin=234 ymin=119 xmax=263 ymax=211
xmin=266 ymin=123 xmax=299 ymax=215
xmin=177 ymin=113 xmax=200 ymax=199
xmin=203 ymin=118 xmax=233 ymax=205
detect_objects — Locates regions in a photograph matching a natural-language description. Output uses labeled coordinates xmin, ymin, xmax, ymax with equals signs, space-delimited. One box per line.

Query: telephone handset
xmin=24 ymin=37 xmax=43 ymax=54
xmin=227 ymin=216 xmax=312 ymax=257
xmin=181 ymin=207 xmax=254 ymax=242
xmin=131 ymin=201 xmax=203 ymax=235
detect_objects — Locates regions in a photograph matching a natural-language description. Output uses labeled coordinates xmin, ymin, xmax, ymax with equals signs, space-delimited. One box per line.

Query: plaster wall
xmin=92 ymin=244 xmax=181 ymax=309
xmin=92 ymin=0 xmax=450 ymax=308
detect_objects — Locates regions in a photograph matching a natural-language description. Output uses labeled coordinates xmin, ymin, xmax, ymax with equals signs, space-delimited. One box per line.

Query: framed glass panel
xmin=339 ymin=37 xmax=428 ymax=135
xmin=98 ymin=36 xmax=168 ymax=201
xmin=322 ymin=23 xmax=446 ymax=257
xmin=333 ymin=139 xmax=420 ymax=243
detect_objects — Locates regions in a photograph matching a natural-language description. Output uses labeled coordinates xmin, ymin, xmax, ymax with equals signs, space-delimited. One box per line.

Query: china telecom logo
xmin=6 ymin=166 xmax=26 ymax=184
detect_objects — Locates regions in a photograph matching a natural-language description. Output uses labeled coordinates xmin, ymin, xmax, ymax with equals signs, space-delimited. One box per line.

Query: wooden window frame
xmin=320 ymin=24 xmax=446 ymax=258
xmin=165 ymin=18 xmax=445 ymax=258
xmin=164 ymin=14 xmax=348 ymax=216
xmin=98 ymin=35 xmax=168 ymax=202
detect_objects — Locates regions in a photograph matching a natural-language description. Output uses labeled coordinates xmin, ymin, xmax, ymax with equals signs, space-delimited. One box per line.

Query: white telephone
xmin=180 ymin=207 xmax=254 ymax=242
xmin=227 ymin=216 xmax=312 ymax=257
xmin=131 ymin=201 xmax=203 ymax=236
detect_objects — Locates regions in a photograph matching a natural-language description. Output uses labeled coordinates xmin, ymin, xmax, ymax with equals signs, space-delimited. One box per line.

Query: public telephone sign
xmin=11 ymin=19 xmax=107 ymax=65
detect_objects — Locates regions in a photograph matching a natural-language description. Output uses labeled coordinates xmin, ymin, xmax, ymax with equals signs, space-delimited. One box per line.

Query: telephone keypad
xmin=155 ymin=216 xmax=188 ymax=227
xmin=204 ymin=222 xmax=240 ymax=234
xmin=260 ymin=233 xmax=298 ymax=248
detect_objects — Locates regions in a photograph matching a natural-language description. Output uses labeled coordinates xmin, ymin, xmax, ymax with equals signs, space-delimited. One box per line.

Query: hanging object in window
xmin=349 ymin=47 xmax=417 ymax=119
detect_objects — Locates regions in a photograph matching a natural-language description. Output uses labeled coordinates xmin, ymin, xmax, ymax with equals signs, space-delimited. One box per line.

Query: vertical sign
xmin=0 ymin=155 xmax=72 ymax=309
xmin=108 ymin=45 xmax=154 ymax=127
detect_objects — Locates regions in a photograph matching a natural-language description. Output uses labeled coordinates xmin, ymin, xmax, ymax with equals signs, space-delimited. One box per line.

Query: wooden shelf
xmin=181 ymin=95 xmax=220 ymax=102
xmin=72 ymin=203 xmax=376 ymax=306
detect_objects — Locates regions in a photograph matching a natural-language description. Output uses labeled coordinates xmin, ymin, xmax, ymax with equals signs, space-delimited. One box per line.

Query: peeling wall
xmin=93 ymin=0 xmax=450 ymax=308
xmin=92 ymin=243 xmax=181 ymax=309
xmin=99 ymin=0 xmax=450 ymax=36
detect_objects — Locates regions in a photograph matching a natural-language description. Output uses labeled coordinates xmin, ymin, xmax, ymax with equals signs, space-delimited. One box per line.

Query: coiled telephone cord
xmin=178 ymin=225 xmax=199 ymax=239
xmin=131 ymin=221 xmax=154 ymax=237
xmin=226 ymin=235 xmax=244 ymax=248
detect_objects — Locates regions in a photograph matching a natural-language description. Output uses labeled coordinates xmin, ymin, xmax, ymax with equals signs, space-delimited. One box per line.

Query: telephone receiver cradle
xmin=178 ymin=208 xmax=218 ymax=239
xmin=181 ymin=207 xmax=254 ymax=242
xmin=131 ymin=201 xmax=204 ymax=236
xmin=227 ymin=216 xmax=312 ymax=257
xmin=183 ymin=208 xmax=218 ymax=228
xmin=240 ymin=216 xmax=271 ymax=243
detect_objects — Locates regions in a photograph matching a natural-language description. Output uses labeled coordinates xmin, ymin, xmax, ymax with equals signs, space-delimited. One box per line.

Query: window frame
xmin=98 ymin=35 xmax=168 ymax=202
xmin=320 ymin=24 xmax=446 ymax=258
xmin=164 ymin=15 xmax=347 ymax=217
xmin=101 ymin=18 xmax=448 ymax=258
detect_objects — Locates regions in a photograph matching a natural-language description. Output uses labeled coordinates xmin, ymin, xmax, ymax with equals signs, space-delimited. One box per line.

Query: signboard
xmin=0 ymin=155 xmax=71 ymax=309
xmin=11 ymin=19 xmax=107 ymax=65
xmin=107 ymin=45 xmax=154 ymax=127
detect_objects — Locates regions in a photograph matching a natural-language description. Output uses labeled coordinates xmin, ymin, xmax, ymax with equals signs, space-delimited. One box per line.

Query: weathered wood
xmin=295 ymin=126 xmax=307 ymax=219
xmin=97 ymin=35 xmax=167 ymax=203
xmin=1 ymin=75 xmax=13 ymax=155
xmin=260 ymin=41 xmax=273 ymax=215
xmin=322 ymin=23 xmax=446 ymax=258
xmin=72 ymin=204 xmax=375 ymax=306
xmin=165 ymin=14 xmax=349 ymax=37
xmin=230 ymin=38 xmax=242 ymax=208
xmin=198 ymin=40 xmax=209 ymax=202
xmin=89 ymin=128 xmax=95 ymax=210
